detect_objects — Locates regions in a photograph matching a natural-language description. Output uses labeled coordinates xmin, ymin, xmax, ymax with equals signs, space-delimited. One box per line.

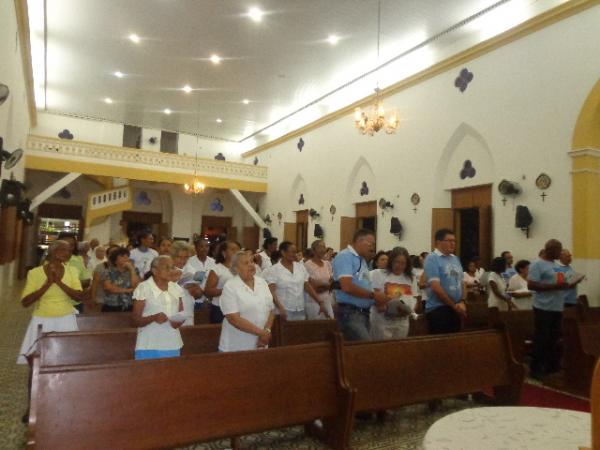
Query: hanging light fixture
xmin=353 ymin=0 xmax=399 ymax=136
xmin=184 ymin=111 xmax=206 ymax=195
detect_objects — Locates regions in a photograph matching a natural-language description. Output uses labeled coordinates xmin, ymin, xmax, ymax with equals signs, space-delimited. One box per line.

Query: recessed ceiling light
xmin=104 ymin=97 xmax=113 ymax=104
xmin=164 ymin=108 xmax=172 ymax=115
xmin=248 ymin=7 xmax=264 ymax=22
xmin=327 ymin=35 xmax=340 ymax=45
xmin=210 ymin=54 xmax=221 ymax=65
xmin=129 ymin=34 xmax=140 ymax=44
xmin=114 ymin=71 xmax=124 ymax=78
xmin=182 ymin=85 xmax=192 ymax=93
xmin=242 ymin=99 xmax=250 ymax=105
xmin=216 ymin=118 xmax=223 ymax=123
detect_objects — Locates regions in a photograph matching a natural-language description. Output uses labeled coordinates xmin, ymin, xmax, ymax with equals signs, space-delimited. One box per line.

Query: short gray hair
xmin=150 ymin=255 xmax=173 ymax=271
xmin=230 ymin=250 xmax=250 ymax=275
xmin=169 ymin=240 xmax=192 ymax=258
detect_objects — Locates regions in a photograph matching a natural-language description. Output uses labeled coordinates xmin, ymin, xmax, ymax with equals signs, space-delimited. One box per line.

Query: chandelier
xmin=354 ymin=88 xmax=399 ymax=135
xmin=184 ymin=149 xmax=205 ymax=195
xmin=353 ymin=0 xmax=399 ymax=136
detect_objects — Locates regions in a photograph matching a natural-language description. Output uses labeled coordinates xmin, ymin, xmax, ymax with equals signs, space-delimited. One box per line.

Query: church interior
xmin=1 ymin=0 xmax=600 ymax=448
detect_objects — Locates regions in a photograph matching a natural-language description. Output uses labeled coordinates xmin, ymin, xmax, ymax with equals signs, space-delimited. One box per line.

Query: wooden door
xmin=283 ymin=222 xmax=297 ymax=246
xmin=159 ymin=223 xmax=170 ymax=240
xmin=242 ymin=226 xmax=260 ymax=251
xmin=431 ymin=208 xmax=454 ymax=250
xmin=479 ymin=205 xmax=492 ymax=269
xmin=0 ymin=206 xmax=17 ymax=264
xmin=295 ymin=210 xmax=308 ymax=251
xmin=339 ymin=216 xmax=357 ymax=251
xmin=228 ymin=227 xmax=238 ymax=242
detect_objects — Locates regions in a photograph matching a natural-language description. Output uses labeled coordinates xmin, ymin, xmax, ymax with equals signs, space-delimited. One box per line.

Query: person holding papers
xmin=132 ymin=256 xmax=185 ymax=360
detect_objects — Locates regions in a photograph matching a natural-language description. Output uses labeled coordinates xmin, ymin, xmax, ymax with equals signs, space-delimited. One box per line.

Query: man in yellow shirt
xmin=18 ymin=240 xmax=84 ymax=364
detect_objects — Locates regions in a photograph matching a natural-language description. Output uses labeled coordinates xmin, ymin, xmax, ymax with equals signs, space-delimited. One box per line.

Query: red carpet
xmin=519 ymin=382 xmax=590 ymax=412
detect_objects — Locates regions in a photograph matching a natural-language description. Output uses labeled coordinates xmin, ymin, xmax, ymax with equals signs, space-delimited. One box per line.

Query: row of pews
xmin=28 ymin=314 xmax=524 ymax=449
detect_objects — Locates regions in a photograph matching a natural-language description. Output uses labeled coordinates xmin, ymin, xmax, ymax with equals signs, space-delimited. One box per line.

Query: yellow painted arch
xmin=573 ymin=77 xmax=600 ymax=149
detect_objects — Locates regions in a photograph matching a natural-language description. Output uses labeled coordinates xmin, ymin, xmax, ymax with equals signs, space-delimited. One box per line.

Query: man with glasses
xmin=424 ymin=228 xmax=466 ymax=334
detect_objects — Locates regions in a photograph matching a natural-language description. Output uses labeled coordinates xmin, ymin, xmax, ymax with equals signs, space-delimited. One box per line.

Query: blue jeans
xmin=336 ymin=304 xmax=371 ymax=341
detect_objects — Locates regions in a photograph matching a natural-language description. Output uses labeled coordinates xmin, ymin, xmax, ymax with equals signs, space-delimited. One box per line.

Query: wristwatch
xmin=264 ymin=327 xmax=271 ymax=334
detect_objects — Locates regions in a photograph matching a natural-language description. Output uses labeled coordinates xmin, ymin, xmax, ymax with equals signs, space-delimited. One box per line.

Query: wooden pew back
xmin=493 ymin=309 xmax=534 ymax=362
xmin=39 ymin=325 xmax=221 ymax=367
xmin=28 ymin=341 xmax=353 ymax=450
xmin=343 ymin=328 xmax=523 ymax=412
xmin=274 ymin=318 xmax=339 ymax=346
xmin=76 ymin=309 xmax=211 ymax=331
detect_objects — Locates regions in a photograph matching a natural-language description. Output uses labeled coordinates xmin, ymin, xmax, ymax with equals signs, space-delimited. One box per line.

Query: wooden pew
xmin=341 ymin=327 xmax=524 ymax=414
xmin=490 ymin=309 xmax=534 ymax=363
xmin=464 ymin=300 xmax=490 ymax=331
xmin=562 ymin=319 xmax=600 ymax=397
xmin=27 ymin=340 xmax=354 ymax=450
xmin=75 ymin=308 xmax=211 ymax=331
xmin=39 ymin=324 xmax=221 ymax=367
xmin=274 ymin=318 xmax=339 ymax=346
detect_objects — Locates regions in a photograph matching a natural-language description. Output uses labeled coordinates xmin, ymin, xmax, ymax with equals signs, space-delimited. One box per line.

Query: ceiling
xmin=28 ymin=0 xmax=564 ymax=146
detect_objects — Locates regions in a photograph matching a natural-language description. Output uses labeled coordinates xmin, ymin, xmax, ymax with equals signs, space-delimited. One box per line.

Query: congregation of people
xmin=18 ymin=227 xmax=584 ymax=383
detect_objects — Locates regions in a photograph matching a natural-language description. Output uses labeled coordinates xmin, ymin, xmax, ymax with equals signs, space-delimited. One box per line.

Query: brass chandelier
xmin=353 ymin=0 xmax=399 ymax=136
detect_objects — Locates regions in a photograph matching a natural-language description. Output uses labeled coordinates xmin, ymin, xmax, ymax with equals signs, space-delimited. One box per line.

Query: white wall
xmin=0 ymin=0 xmax=33 ymax=293
xmin=32 ymin=112 xmax=242 ymax=161
xmin=244 ymin=8 xmax=600 ymax=268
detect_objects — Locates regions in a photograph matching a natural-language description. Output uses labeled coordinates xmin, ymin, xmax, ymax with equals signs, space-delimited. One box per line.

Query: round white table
xmin=423 ymin=406 xmax=590 ymax=450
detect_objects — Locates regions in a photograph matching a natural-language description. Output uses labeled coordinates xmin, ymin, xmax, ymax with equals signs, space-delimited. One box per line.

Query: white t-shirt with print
xmin=133 ymin=277 xmax=184 ymax=351
xmin=487 ymin=271 xmax=509 ymax=310
xmin=183 ymin=255 xmax=216 ymax=303
xmin=209 ymin=263 xmax=235 ymax=307
xmin=219 ymin=275 xmax=274 ymax=352
xmin=129 ymin=247 xmax=158 ymax=278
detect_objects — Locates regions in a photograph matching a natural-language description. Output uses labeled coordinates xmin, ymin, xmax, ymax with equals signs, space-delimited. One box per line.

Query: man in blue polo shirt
xmin=529 ymin=240 xmax=580 ymax=379
xmin=424 ymin=228 xmax=466 ymax=334
xmin=554 ymin=248 xmax=581 ymax=308
xmin=332 ymin=229 xmax=388 ymax=341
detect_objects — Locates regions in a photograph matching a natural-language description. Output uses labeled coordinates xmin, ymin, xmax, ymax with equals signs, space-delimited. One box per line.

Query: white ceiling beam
xmin=229 ymin=189 xmax=267 ymax=230
xmin=30 ymin=172 xmax=81 ymax=210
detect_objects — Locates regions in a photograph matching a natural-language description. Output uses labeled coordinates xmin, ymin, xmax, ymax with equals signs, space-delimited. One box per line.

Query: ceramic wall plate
xmin=536 ymin=173 xmax=551 ymax=190
xmin=410 ymin=193 xmax=420 ymax=206
xmin=329 ymin=205 xmax=336 ymax=215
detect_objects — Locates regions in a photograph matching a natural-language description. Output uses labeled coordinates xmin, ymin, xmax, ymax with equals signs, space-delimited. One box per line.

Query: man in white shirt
xmin=129 ymin=231 xmax=159 ymax=278
xmin=256 ymin=237 xmax=278 ymax=271
xmin=183 ymin=238 xmax=216 ymax=308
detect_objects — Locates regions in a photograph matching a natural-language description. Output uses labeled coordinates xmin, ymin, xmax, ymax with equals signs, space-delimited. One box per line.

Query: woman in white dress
xmin=508 ymin=259 xmax=534 ymax=310
xmin=303 ymin=240 xmax=334 ymax=320
xmin=132 ymin=255 xmax=185 ymax=360
xmin=370 ymin=248 xmax=419 ymax=340
xmin=204 ymin=241 xmax=241 ymax=323
xmin=219 ymin=251 xmax=275 ymax=352
xmin=487 ymin=257 xmax=517 ymax=312
xmin=265 ymin=241 xmax=323 ymax=321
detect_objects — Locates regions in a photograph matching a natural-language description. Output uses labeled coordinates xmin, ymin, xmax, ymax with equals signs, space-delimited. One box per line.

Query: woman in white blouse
xmin=508 ymin=259 xmax=534 ymax=309
xmin=487 ymin=257 xmax=517 ymax=312
xmin=303 ymin=240 xmax=334 ymax=320
xmin=219 ymin=251 xmax=275 ymax=352
xmin=204 ymin=240 xmax=241 ymax=323
xmin=132 ymin=255 xmax=185 ymax=360
xmin=265 ymin=241 xmax=323 ymax=321
xmin=169 ymin=241 xmax=195 ymax=326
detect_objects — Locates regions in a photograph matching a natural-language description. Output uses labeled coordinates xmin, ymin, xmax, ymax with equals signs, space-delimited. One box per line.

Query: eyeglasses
xmin=441 ymin=239 xmax=456 ymax=243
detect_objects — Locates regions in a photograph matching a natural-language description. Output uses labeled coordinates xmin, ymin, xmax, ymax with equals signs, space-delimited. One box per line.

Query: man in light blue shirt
xmin=332 ymin=229 xmax=388 ymax=341
xmin=554 ymin=249 xmax=580 ymax=307
xmin=528 ymin=239 xmax=576 ymax=379
xmin=424 ymin=229 xmax=465 ymax=334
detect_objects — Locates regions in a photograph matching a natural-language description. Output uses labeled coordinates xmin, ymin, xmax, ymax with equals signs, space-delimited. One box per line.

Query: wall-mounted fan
xmin=0 ymin=137 xmax=24 ymax=178
xmin=0 ymin=84 xmax=9 ymax=106
xmin=498 ymin=180 xmax=522 ymax=196
xmin=378 ymin=197 xmax=394 ymax=211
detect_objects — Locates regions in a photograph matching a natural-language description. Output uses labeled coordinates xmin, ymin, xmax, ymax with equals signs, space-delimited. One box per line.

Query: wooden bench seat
xmin=27 ymin=340 xmax=354 ymax=450
xmin=562 ymin=319 xmax=600 ymax=396
xmin=39 ymin=324 xmax=222 ymax=367
xmin=341 ymin=327 xmax=524 ymax=413
xmin=274 ymin=318 xmax=339 ymax=346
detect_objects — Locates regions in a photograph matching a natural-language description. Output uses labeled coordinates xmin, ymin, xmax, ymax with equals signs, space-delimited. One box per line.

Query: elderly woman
xmin=132 ymin=255 xmax=185 ymax=360
xmin=101 ymin=247 xmax=141 ymax=312
xmin=265 ymin=241 xmax=323 ymax=321
xmin=169 ymin=240 xmax=195 ymax=326
xmin=370 ymin=248 xmax=418 ymax=340
xmin=204 ymin=241 xmax=241 ymax=324
xmin=303 ymin=239 xmax=334 ymax=320
xmin=219 ymin=251 xmax=275 ymax=352
xmin=508 ymin=259 xmax=534 ymax=310
xmin=18 ymin=240 xmax=85 ymax=364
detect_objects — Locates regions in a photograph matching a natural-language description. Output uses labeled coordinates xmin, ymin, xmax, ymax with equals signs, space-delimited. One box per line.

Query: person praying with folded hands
xmin=132 ymin=255 xmax=185 ymax=360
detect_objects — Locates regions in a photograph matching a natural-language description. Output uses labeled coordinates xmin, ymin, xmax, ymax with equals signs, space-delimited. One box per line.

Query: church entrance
xmin=431 ymin=184 xmax=492 ymax=269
